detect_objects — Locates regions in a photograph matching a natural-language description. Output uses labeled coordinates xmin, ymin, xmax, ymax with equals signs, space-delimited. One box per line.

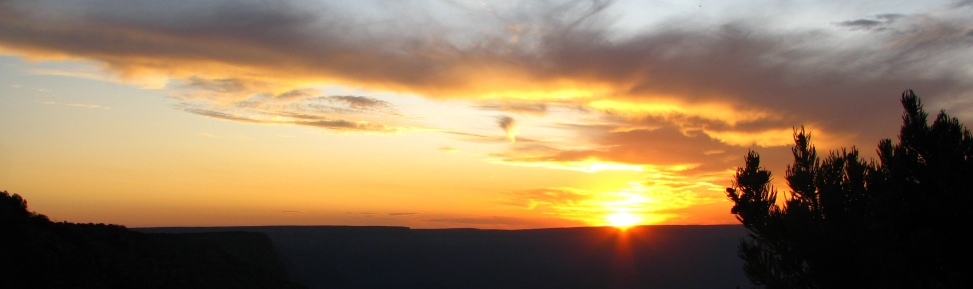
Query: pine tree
xmin=726 ymin=90 xmax=973 ymax=289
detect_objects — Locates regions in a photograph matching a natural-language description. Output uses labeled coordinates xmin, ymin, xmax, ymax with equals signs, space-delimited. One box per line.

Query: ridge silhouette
xmin=0 ymin=191 xmax=305 ymax=289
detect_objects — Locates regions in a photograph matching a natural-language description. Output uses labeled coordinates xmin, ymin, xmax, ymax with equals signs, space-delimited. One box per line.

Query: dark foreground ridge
xmin=3 ymin=189 xmax=748 ymax=289
xmin=0 ymin=191 xmax=306 ymax=289
xmin=139 ymin=225 xmax=750 ymax=289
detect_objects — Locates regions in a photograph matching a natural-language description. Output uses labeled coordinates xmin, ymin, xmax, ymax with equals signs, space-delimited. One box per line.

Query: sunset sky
xmin=1 ymin=0 xmax=972 ymax=229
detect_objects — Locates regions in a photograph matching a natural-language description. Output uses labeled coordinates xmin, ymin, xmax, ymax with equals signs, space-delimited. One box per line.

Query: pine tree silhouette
xmin=726 ymin=90 xmax=973 ymax=289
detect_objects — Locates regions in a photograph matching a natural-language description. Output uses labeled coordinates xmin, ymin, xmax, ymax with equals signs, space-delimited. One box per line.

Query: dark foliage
xmin=726 ymin=90 xmax=973 ymax=289
xmin=0 ymin=191 xmax=306 ymax=289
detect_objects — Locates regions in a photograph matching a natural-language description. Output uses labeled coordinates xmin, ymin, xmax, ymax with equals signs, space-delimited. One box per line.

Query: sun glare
xmin=606 ymin=212 xmax=642 ymax=228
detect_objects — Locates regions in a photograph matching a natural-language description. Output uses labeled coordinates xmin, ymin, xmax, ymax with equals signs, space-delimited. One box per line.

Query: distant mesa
xmin=141 ymin=225 xmax=750 ymax=289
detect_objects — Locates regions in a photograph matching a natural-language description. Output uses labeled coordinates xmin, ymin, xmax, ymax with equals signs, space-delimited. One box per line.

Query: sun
xmin=605 ymin=212 xmax=642 ymax=228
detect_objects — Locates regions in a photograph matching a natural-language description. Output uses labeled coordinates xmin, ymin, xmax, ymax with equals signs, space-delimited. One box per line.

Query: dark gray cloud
xmin=837 ymin=19 xmax=884 ymax=30
xmin=497 ymin=115 xmax=518 ymax=142
xmin=1 ymin=0 xmax=971 ymax=157
xmin=877 ymin=14 xmax=907 ymax=21
xmin=836 ymin=14 xmax=905 ymax=31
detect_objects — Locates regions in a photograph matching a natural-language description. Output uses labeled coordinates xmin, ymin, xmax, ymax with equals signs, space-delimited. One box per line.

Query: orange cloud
xmin=487 ymin=126 xmax=748 ymax=173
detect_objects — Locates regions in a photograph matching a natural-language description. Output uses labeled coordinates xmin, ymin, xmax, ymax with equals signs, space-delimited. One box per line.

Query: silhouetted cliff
xmin=0 ymin=191 xmax=306 ymax=289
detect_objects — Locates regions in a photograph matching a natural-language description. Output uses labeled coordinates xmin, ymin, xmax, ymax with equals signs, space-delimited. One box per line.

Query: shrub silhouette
xmin=726 ymin=90 xmax=973 ymax=289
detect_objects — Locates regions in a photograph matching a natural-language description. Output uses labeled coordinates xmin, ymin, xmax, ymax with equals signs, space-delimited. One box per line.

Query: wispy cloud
xmin=444 ymin=130 xmax=541 ymax=144
xmin=424 ymin=216 xmax=584 ymax=229
xmin=389 ymin=212 xmax=418 ymax=216
xmin=172 ymin=91 xmax=420 ymax=132
xmin=182 ymin=106 xmax=410 ymax=133
xmin=835 ymin=14 xmax=905 ymax=31
xmin=28 ymin=68 xmax=121 ymax=84
xmin=325 ymin=96 xmax=397 ymax=113
xmin=474 ymin=101 xmax=550 ymax=115
xmin=278 ymin=210 xmax=306 ymax=214
xmin=39 ymin=101 xmax=109 ymax=109
xmin=184 ymin=77 xmax=246 ymax=94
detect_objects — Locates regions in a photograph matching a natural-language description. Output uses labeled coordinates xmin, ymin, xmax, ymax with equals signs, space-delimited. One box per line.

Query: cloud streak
xmin=182 ymin=105 xmax=409 ymax=133
xmin=424 ymin=216 xmax=583 ymax=229
xmin=39 ymin=101 xmax=110 ymax=109
xmin=835 ymin=14 xmax=905 ymax=31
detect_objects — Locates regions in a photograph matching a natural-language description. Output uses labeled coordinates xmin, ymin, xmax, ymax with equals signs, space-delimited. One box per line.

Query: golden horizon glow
xmin=605 ymin=212 xmax=643 ymax=228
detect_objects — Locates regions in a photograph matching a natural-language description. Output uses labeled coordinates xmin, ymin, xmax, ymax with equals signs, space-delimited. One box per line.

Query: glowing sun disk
xmin=606 ymin=212 xmax=642 ymax=228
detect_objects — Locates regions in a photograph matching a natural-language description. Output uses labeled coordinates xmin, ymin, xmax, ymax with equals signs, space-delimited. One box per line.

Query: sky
xmin=1 ymin=0 xmax=972 ymax=229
